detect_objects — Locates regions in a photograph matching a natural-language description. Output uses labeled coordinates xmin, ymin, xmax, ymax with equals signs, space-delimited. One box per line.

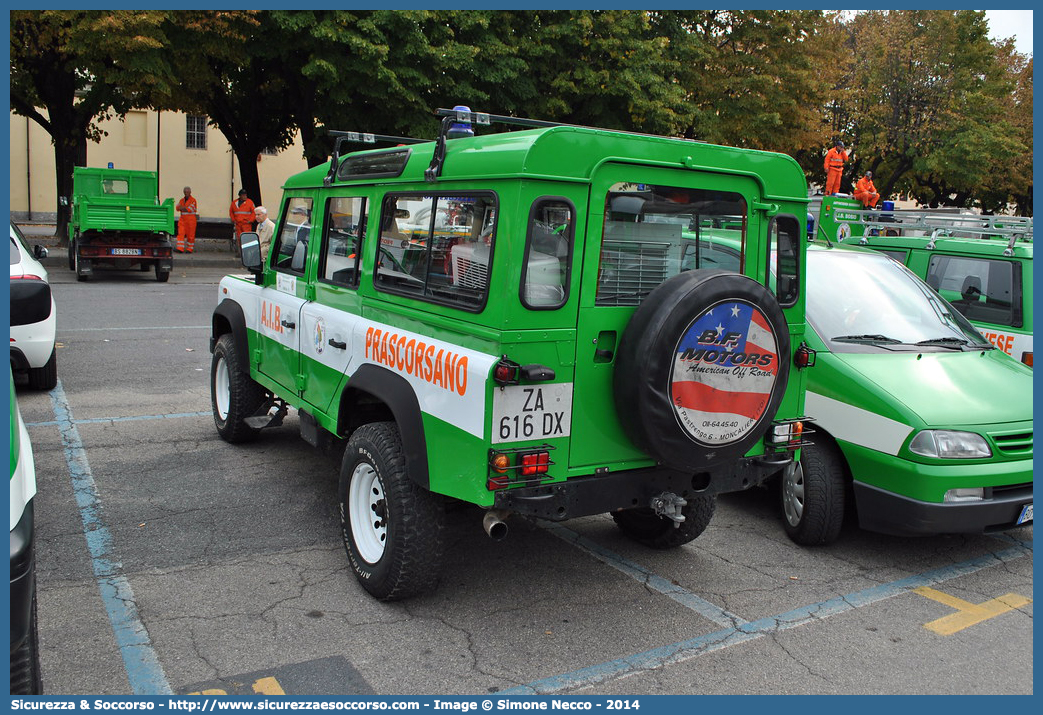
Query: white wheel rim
xmin=782 ymin=462 xmax=805 ymax=527
xmin=214 ymin=356 xmax=231 ymax=421
xmin=349 ymin=464 xmax=387 ymax=564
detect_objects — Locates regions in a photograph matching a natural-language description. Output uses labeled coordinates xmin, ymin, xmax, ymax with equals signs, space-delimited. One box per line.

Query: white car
xmin=10 ymin=223 xmax=57 ymax=390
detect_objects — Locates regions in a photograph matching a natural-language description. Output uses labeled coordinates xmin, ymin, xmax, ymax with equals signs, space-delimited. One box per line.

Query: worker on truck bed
xmin=823 ymin=140 xmax=852 ymax=196
xmin=854 ymin=171 xmax=881 ymax=209
xmin=175 ymin=186 xmax=199 ymax=253
xmin=229 ymin=189 xmax=256 ymax=241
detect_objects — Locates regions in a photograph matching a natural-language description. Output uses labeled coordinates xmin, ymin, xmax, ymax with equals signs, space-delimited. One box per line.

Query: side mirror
xmin=239 ymin=232 xmax=263 ymax=273
xmin=32 ymin=245 xmax=48 ymax=260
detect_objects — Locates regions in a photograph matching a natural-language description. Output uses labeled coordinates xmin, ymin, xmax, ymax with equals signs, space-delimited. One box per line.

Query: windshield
xmin=806 ymin=249 xmax=992 ymax=351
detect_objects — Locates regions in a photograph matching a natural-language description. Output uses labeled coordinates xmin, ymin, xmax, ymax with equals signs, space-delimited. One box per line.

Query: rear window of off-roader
xmin=374 ymin=193 xmax=497 ymax=311
xmin=596 ymin=183 xmax=746 ymax=306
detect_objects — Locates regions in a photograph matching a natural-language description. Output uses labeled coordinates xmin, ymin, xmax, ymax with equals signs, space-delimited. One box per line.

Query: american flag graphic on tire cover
xmin=670 ymin=301 xmax=780 ymax=445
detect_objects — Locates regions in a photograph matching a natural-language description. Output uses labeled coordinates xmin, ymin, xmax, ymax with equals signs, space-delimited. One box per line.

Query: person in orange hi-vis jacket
xmin=823 ymin=140 xmax=852 ymax=196
xmin=854 ymin=171 xmax=881 ymax=209
xmin=229 ymin=189 xmax=256 ymax=243
xmin=175 ymin=186 xmax=199 ymax=253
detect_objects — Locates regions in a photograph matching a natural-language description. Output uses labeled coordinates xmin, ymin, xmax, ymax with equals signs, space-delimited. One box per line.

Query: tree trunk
xmin=235 ymin=151 xmax=264 ymax=211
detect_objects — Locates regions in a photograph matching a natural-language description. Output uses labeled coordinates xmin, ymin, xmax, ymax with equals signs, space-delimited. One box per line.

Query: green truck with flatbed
xmin=68 ymin=166 xmax=176 ymax=282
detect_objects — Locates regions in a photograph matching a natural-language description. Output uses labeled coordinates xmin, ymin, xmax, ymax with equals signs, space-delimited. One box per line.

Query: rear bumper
xmin=494 ymin=454 xmax=792 ymax=521
xmin=10 ymin=501 xmax=35 ymax=650
xmin=853 ymin=481 xmax=1033 ymax=536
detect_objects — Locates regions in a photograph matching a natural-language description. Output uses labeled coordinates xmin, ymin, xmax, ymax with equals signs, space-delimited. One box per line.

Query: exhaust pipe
xmin=482 ymin=510 xmax=510 ymax=541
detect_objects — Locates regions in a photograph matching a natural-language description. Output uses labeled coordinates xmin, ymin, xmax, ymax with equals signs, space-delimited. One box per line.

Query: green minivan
xmin=781 ymin=242 xmax=1033 ymax=544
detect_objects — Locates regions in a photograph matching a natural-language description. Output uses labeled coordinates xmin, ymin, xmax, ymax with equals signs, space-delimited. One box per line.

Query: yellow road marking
xmin=252 ymin=676 xmax=286 ymax=695
xmin=913 ymin=586 xmax=1031 ymax=636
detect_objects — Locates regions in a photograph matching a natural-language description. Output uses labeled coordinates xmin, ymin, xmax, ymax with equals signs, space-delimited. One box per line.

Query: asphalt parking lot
xmin=15 ymin=235 xmax=1033 ymax=696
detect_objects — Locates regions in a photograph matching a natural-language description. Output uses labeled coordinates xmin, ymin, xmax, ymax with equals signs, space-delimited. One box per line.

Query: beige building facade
xmin=10 ymin=108 xmax=309 ymax=225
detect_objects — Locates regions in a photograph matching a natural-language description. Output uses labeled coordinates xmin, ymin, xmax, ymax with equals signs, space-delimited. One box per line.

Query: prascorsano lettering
xmin=364 ymin=326 xmax=469 ymax=396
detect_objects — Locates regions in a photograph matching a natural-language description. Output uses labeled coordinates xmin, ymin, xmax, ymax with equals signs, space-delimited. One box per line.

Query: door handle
xmin=328 ymin=338 xmax=347 ymax=350
xmin=280 ymin=319 xmax=296 ymax=330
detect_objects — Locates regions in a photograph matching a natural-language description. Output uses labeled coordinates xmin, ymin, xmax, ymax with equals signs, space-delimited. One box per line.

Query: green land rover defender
xmin=210 ymin=109 xmax=814 ymax=599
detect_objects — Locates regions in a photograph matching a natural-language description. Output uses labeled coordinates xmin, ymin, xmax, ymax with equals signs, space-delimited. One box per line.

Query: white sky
xmin=983 ymin=10 xmax=1033 ymax=56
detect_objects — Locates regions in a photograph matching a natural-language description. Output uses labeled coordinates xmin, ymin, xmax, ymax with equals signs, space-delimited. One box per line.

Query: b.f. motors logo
xmin=670 ymin=301 xmax=779 ymax=445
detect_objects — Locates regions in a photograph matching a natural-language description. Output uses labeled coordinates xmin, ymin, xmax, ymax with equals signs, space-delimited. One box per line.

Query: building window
xmin=186 ymin=115 xmax=207 ymax=150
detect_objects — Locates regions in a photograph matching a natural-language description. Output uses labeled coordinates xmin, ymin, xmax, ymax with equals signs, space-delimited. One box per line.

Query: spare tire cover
xmin=614 ymin=270 xmax=790 ymax=471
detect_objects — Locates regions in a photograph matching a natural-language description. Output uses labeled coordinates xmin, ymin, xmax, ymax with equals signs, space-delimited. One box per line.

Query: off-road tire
xmin=339 ymin=422 xmax=446 ymax=600
xmin=27 ymin=349 xmax=57 ymax=391
xmin=614 ymin=270 xmax=790 ymax=471
xmin=781 ymin=438 xmax=846 ymax=545
xmin=210 ymin=333 xmax=267 ymax=443
xmin=612 ymin=494 xmax=716 ymax=549
xmin=10 ymin=586 xmax=43 ymax=694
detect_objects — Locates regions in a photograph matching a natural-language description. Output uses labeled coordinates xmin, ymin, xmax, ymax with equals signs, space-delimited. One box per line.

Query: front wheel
xmin=612 ymin=494 xmax=716 ymax=549
xmin=210 ymin=334 xmax=267 ymax=443
xmin=339 ymin=422 xmax=446 ymax=600
xmin=781 ymin=440 xmax=846 ymax=545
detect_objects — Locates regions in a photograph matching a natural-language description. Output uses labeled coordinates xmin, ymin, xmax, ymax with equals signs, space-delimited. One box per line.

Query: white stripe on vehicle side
xmin=221 ymin=278 xmax=498 ymax=438
xmin=805 ymin=391 xmax=913 ymax=456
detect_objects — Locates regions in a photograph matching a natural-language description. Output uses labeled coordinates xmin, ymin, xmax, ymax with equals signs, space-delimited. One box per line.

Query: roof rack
xmin=832 ymin=206 xmax=1033 ymax=253
xmin=323 ymin=131 xmax=428 ymax=187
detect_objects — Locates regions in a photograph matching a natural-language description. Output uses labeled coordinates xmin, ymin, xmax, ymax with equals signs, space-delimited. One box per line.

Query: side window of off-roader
xmin=374 ymin=193 xmax=497 ymax=311
xmin=596 ymin=183 xmax=747 ymax=306
xmin=522 ymin=199 xmax=574 ymax=309
xmin=320 ymin=197 xmax=367 ymax=288
xmin=768 ymin=215 xmax=800 ymax=307
xmin=927 ymin=254 xmax=1020 ymax=327
xmin=271 ymin=197 xmax=314 ymax=274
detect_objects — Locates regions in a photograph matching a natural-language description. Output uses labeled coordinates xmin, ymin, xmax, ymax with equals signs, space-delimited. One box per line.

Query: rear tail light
xmin=1022 ymin=351 xmax=1032 ymax=367
xmin=794 ymin=342 xmax=816 ymax=368
xmin=10 ymin=274 xmax=44 ymax=281
xmin=767 ymin=418 xmax=813 ymax=451
xmin=487 ymin=446 xmax=555 ymax=490
xmin=520 ymin=451 xmax=550 ymax=476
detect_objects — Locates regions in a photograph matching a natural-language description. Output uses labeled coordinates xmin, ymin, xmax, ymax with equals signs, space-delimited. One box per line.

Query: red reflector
xmin=520 ymin=452 xmax=550 ymax=476
xmin=1022 ymin=352 xmax=1033 ymax=367
xmin=486 ymin=476 xmax=508 ymax=491
xmin=494 ymin=364 xmax=511 ymax=383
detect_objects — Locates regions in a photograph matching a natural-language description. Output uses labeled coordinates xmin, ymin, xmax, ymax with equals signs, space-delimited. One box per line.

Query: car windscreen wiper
xmin=831 ymin=334 xmax=902 ymax=344
xmin=914 ymin=337 xmax=971 ymax=348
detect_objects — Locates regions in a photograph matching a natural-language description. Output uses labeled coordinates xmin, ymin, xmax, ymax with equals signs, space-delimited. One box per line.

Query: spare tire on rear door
xmin=614 ymin=269 xmax=790 ymax=472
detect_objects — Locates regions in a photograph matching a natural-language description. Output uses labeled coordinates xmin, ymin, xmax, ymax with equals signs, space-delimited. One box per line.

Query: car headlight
xmin=909 ymin=430 xmax=991 ymax=459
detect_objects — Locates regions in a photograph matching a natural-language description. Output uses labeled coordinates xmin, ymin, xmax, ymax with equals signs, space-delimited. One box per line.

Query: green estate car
xmin=211 ymin=107 xmax=813 ymax=599
xmin=781 ymin=242 xmax=1033 ymax=544
xmin=816 ymin=195 xmax=1033 ymax=367
xmin=10 ymin=372 xmax=43 ymax=693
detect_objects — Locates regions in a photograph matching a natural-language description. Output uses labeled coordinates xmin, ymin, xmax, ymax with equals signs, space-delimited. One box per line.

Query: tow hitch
xmin=650 ymin=492 xmax=688 ymax=528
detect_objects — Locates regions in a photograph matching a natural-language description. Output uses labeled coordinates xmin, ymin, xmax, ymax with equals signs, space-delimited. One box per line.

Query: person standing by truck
xmin=823 ymin=140 xmax=852 ymax=196
xmin=254 ymin=205 xmax=275 ymax=261
xmin=854 ymin=171 xmax=881 ymax=209
xmin=229 ymin=189 xmax=256 ymax=241
xmin=175 ymin=186 xmax=199 ymax=253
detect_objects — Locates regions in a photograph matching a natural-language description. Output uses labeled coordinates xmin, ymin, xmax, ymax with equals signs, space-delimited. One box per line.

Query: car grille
xmin=989 ymin=430 xmax=1033 ymax=458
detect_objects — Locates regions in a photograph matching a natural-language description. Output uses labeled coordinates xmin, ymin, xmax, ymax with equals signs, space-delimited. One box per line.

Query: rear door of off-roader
xmin=569 ymin=164 xmax=767 ymax=469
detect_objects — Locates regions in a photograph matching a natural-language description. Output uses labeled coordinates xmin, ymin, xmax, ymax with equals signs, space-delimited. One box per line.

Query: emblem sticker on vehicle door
xmin=670 ymin=301 xmax=780 ymax=445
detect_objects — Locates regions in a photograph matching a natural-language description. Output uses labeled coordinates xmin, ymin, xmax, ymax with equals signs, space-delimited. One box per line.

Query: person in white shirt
xmin=254 ymin=206 xmax=276 ymax=261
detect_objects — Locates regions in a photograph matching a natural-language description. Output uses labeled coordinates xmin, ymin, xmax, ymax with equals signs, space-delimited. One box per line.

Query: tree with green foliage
xmin=10 ymin=11 xmax=167 ymax=240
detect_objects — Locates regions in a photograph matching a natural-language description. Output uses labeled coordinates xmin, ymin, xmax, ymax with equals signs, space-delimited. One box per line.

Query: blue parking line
xmin=50 ymin=380 xmax=174 ymax=696
xmin=503 ymin=540 xmax=1032 ymax=695
xmin=543 ymin=522 xmax=747 ymax=628
xmin=27 ymin=410 xmax=211 ymax=428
